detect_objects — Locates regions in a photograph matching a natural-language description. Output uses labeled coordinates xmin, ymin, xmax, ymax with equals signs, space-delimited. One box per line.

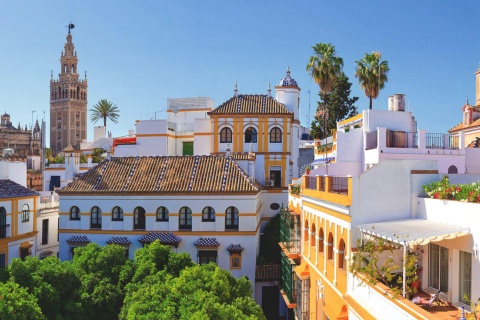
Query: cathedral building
xmin=50 ymin=28 xmax=88 ymax=155
xmin=0 ymin=112 xmax=41 ymax=158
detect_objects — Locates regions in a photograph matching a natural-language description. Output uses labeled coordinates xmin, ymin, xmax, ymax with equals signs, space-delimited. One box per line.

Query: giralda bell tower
xmin=50 ymin=23 xmax=88 ymax=155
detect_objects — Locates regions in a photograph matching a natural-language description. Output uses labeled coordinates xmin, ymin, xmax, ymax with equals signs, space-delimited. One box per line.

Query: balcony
xmin=280 ymin=207 xmax=300 ymax=257
xmin=302 ymin=175 xmax=352 ymax=206
xmin=365 ymin=128 xmax=462 ymax=152
xmin=255 ymin=264 xmax=280 ymax=281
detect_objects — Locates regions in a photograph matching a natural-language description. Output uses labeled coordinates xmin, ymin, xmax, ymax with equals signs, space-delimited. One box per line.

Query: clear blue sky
xmin=1 ymin=1 xmax=480 ymax=144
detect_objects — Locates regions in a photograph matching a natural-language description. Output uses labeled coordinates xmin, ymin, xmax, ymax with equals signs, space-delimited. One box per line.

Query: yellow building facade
xmin=0 ymin=179 xmax=39 ymax=267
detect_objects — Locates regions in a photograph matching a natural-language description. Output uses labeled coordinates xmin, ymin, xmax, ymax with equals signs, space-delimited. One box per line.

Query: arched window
xmin=179 ymin=207 xmax=192 ymax=230
xmin=270 ymin=127 xmax=282 ymax=143
xmin=134 ymin=207 xmax=146 ymax=230
xmin=202 ymin=206 xmax=215 ymax=222
xmin=245 ymin=127 xmax=257 ymax=143
xmin=156 ymin=206 xmax=169 ymax=222
xmin=112 ymin=206 xmax=123 ymax=221
xmin=338 ymin=239 xmax=346 ymax=269
xmin=76 ymin=86 xmax=80 ymax=99
xmin=448 ymin=165 xmax=458 ymax=174
xmin=318 ymin=228 xmax=324 ymax=253
xmin=91 ymin=206 xmax=102 ymax=229
xmin=0 ymin=207 xmax=6 ymax=238
xmin=310 ymin=223 xmax=316 ymax=246
xmin=327 ymin=233 xmax=334 ymax=260
xmin=70 ymin=206 xmax=80 ymax=220
xmin=21 ymin=204 xmax=30 ymax=222
xmin=220 ymin=127 xmax=232 ymax=143
xmin=225 ymin=206 xmax=239 ymax=230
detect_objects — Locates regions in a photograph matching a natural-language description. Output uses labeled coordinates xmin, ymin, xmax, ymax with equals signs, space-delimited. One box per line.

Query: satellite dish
xmin=171 ymin=106 xmax=179 ymax=114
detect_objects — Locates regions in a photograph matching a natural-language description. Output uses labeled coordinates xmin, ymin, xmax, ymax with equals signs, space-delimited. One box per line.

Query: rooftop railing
xmin=255 ymin=264 xmax=281 ymax=281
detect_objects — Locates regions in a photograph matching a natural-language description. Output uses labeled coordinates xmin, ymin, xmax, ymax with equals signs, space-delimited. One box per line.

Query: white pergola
xmin=356 ymin=219 xmax=470 ymax=297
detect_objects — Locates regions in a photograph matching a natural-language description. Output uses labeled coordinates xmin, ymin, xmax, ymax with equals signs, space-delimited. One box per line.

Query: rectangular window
xmin=20 ymin=248 xmax=30 ymax=260
xmin=428 ymin=244 xmax=448 ymax=292
xmin=459 ymin=250 xmax=472 ymax=304
xmin=0 ymin=253 xmax=5 ymax=268
xmin=269 ymin=166 xmax=282 ymax=187
xmin=198 ymin=250 xmax=217 ymax=265
xmin=183 ymin=142 xmax=194 ymax=155
xmin=42 ymin=219 xmax=49 ymax=245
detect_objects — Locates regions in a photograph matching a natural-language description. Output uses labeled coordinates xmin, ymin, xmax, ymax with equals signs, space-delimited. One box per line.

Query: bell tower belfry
xmin=50 ymin=24 xmax=88 ymax=155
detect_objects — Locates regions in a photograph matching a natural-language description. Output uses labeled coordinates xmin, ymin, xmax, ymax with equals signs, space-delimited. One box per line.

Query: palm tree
xmin=90 ymin=99 xmax=120 ymax=128
xmin=306 ymin=43 xmax=344 ymax=139
xmin=354 ymin=51 xmax=389 ymax=109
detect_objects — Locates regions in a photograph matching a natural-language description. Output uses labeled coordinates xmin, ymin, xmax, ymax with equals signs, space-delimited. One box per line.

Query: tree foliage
xmin=90 ymin=99 xmax=120 ymax=128
xmin=310 ymin=73 xmax=358 ymax=139
xmin=355 ymin=51 xmax=389 ymax=109
xmin=2 ymin=241 xmax=263 ymax=319
xmin=306 ymin=43 xmax=344 ymax=97
xmin=258 ymin=213 xmax=280 ymax=264
xmin=0 ymin=282 xmax=45 ymax=320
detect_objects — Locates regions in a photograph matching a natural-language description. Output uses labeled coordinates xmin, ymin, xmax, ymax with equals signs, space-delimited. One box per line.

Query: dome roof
xmin=277 ymin=67 xmax=298 ymax=87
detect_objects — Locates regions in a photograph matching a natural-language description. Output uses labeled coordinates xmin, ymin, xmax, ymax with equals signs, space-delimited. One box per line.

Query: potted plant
xmin=405 ymin=252 xmax=420 ymax=298
xmin=305 ymin=166 xmax=310 ymax=175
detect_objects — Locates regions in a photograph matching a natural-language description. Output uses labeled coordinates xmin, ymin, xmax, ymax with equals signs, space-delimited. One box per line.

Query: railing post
xmin=316 ymin=176 xmax=321 ymax=191
xmin=418 ymin=129 xmax=426 ymax=151
xmin=377 ymin=127 xmax=387 ymax=150
xmin=460 ymin=132 xmax=465 ymax=153
xmin=325 ymin=176 xmax=331 ymax=193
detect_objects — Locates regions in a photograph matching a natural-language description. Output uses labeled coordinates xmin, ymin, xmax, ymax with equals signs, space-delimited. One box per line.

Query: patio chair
xmin=411 ymin=290 xmax=443 ymax=307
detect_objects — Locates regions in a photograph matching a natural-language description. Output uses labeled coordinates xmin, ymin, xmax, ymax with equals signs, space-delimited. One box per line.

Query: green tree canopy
xmin=306 ymin=43 xmax=344 ymax=98
xmin=90 ymin=99 xmax=120 ymax=128
xmin=355 ymin=51 xmax=389 ymax=109
xmin=310 ymin=73 xmax=359 ymax=139
xmin=0 ymin=282 xmax=45 ymax=320
xmin=121 ymin=264 xmax=265 ymax=320
xmin=2 ymin=242 xmax=263 ymax=319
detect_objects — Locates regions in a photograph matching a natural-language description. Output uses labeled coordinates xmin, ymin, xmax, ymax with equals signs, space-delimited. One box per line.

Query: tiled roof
xmin=467 ymin=138 xmax=480 ymax=148
xmin=195 ymin=237 xmax=220 ymax=247
xmin=66 ymin=235 xmax=91 ymax=244
xmin=209 ymin=95 xmax=291 ymax=115
xmin=107 ymin=237 xmax=132 ymax=245
xmin=449 ymin=118 xmax=480 ymax=132
xmin=138 ymin=232 xmax=182 ymax=245
xmin=277 ymin=69 xmax=298 ymax=87
xmin=227 ymin=244 xmax=244 ymax=253
xmin=0 ymin=179 xmax=39 ymax=199
xmin=59 ymin=155 xmax=260 ymax=194
xmin=231 ymin=153 xmax=255 ymax=161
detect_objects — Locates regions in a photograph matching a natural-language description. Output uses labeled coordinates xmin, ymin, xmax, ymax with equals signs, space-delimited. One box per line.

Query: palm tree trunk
xmin=103 ymin=116 xmax=107 ymax=127
xmin=369 ymin=97 xmax=373 ymax=109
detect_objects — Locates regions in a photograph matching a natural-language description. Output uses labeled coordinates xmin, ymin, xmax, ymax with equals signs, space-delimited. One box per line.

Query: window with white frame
xmin=21 ymin=204 xmax=29 ymax=222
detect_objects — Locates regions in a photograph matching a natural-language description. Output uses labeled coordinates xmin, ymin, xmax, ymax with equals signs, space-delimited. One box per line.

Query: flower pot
xmin=411 ymin=280 xmax=420 ymax=293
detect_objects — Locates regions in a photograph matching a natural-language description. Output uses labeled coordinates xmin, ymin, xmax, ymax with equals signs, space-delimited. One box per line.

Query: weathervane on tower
xmin=67 ymin=22 xmax=75 ymax=34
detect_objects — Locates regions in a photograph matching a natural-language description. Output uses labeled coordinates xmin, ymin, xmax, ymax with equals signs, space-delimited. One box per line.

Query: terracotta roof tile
xmin=0 ymin=179 xmax=39 ymax=199
xmin=209 ymin=94 xmax=292 ymax=115
xmin=449 ymin=118 xmax=480 ymax=132
xmin=59 ymin=155 xmax=260 ymax=194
